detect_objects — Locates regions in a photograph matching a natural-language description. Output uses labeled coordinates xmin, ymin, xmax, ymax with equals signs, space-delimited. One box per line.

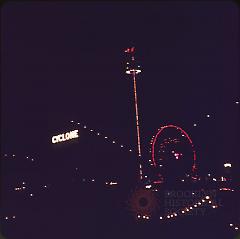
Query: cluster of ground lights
xmin=135 ymin=194 xmax=239 ymax=232
xmin=1 ymin=153 xmax=238 ymax=235
xmin=2 ymin=118 xmax=238 ymax=234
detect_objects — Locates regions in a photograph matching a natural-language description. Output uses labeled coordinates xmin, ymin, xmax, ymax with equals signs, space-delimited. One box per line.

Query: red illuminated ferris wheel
xmin=150 ymin=125 xmax=197 ymax=182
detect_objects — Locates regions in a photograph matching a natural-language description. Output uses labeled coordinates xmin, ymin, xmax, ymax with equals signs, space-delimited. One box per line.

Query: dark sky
xmin=1 ymin=2 xmax=239 ymax=173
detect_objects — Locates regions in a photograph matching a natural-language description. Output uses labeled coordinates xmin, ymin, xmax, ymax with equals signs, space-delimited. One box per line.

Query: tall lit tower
xmin=125 ymin=47 xmax=143 ymax=180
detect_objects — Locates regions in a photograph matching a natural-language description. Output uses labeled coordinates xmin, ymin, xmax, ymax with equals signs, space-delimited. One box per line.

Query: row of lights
xmin=3 ymin=154 xmax=35 ymax=162
xmin=81 ymin=178 xmax=95 ymax=182
xmin=158 ymin=195 xmax=218 ymax=221
xmin=105 ymin=181 xmax=118 ymax=186
xmin=70 ymin=121 xmax=133 ymax=153
xmin=137 ymin=214 xmax=150 ymax=220
xmin=14 ymin=186 xmax=26 ymax=191
xmin=81 ymin=178 xmax=118 ymax=186
xmin=136 ymin=195 xmax=218 ymax=222
xmin=4 ymin=215 xmax=16 ymax=220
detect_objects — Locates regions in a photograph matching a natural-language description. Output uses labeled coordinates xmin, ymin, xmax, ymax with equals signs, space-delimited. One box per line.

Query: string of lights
xmin=69 ymin=120 xmax=134 ymax=153
xmin=136 ymin=195 xmax=219 ymax=221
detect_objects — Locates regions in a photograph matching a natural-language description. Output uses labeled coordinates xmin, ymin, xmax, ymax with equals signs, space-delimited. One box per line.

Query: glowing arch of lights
xmin=151 ymin=124 xmax=197 ymax=172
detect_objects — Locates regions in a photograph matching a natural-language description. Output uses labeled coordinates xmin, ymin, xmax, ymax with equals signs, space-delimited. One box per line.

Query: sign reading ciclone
xmin=52 ymin=130 xmax=79 ymax=144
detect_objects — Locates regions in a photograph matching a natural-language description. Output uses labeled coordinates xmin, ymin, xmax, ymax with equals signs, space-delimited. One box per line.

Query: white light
xmin=194 ymin=204 xmax=197 ymax=207
xmin=31 ymin=159 xmax=34 ymax=161
xmin=109 ymin=182 xmax=117 ymax=185
xmin=181 ymin=210 xmax=185 ymax=214
xmin=145 ymin=185 xmax=152 ymax=189
xmin=160 ymin=216 xmax=163 ymax=220
xmin=230 ymin=224 xmax=233 ymax=227
xmin=13 ymin=154 xmax=15 ymax=157
xmin=137 ymin=215 xmax=141 ymax=218
xmin=120 ymin=145 xmax=123 ymax=147
xmin=91 ymin=179 xmax=95 ymax=182
xmin=77 ymin=122 xmax=80 ymax=125
xmin=143 ymin=215 xmax=146 ymax=219
xmin=174 ymin=213 xmax=177 ymax=216
xmin=235 ymin=227 xmax=239 ymax=230
xmin=12 ymin=216 xmax=16 ymax=219
xmin=209 ymin=200 xmax=212 ymax=204
xmin=181 ymin=179 xmax=185 ymax=182
xmin=205 ymin=196 xmax=210 ymax=199
xmin=104 ymin=136 xmax=108 ymax=139
xmin=44 ymin=185 xmax=47 ymax=188
xmin=90 ymin=129 xmax=93 ymax=132
xmin=22 ymin=182 xmax=26 ymax=185
xmin=126 ymin=69 xmax=141 ymax=74
xmin=5 ymin=217 xmax=8 ymax=220
xmin=26 ymin=156 xmax=29 ymax=159
xmin=212 ymin=205 xmax=217 ymax=208
xmin=221 ymin=176 xmax=226 ymax=181
xmin=167 ymin=215 xmax=170 ymax=218
xmin=97 ymin=133 xmax=100 ymax=135
xmin=186 ymin=208 xmax=189 ymax=212
xmin=213 ymin=178 xmax=217 ymax=181
xmin=170 ymin=215 xmax=174 ymax=218
xmin=112 ymin=141 xmax=115 ymax=143
xmin=202 ymin=199 xmax=205 ymax=202
xmin=198 ymin=202 xmax=201 ymax=205
xmin=189 ymin=207 xmax=193 ymax=210
xmin=208 ymin=173 xmax=211 ymax=176
xmin=224 ymin=163 xmax=232 ymax=168
xmin=22 ymin=186 xmax=26 ymax=189
xmin=30 ymin=193 xmax=33 ymax=197
xmin=84 ymin=126 xmax=87 ymax=128
xmin=52 ymin=130 xmax=79 ymax=144
xmin=70 ymin=120 xmax=74 ymax=123
xmin=206 ymin=114 xmax=210 ymax=118
xmin=193 ymin=123 xmax=197 ymax=127
xmin=235 ymin=101 xmax=239 ymax=104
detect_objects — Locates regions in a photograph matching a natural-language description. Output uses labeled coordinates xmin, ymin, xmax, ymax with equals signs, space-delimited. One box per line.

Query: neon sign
xmin=52 ymin=130 xmax=79 ymax=144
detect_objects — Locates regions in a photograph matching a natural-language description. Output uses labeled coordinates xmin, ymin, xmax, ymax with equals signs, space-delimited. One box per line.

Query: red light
xmin=151 ymin=125 xmax=197 ymax=169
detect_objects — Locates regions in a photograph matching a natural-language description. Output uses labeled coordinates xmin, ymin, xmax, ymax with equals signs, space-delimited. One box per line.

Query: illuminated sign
xmin=52 ymin=130 xmax=79 ymax=144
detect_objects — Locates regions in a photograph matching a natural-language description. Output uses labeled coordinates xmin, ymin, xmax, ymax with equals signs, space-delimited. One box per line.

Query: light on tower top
xmin=124 ymin=47 xmax=142 ymax=75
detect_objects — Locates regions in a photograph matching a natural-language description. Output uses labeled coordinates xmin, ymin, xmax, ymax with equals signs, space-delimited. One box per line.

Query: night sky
xmin=1 ymin=2 xmax=239 ymax=178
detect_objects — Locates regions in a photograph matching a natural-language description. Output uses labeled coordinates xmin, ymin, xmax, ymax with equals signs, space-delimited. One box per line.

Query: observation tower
xmin=124 ymin=47 xmax=143 ymax=180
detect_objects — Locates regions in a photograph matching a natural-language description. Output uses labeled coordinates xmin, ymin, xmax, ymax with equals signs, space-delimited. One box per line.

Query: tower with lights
xmin=124 ymin=47 xmax=143 ymax=180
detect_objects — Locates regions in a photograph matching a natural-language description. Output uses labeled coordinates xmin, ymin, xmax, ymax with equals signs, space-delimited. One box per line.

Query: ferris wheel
xmin=149 ymin=124 xmax=197 ymax=183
